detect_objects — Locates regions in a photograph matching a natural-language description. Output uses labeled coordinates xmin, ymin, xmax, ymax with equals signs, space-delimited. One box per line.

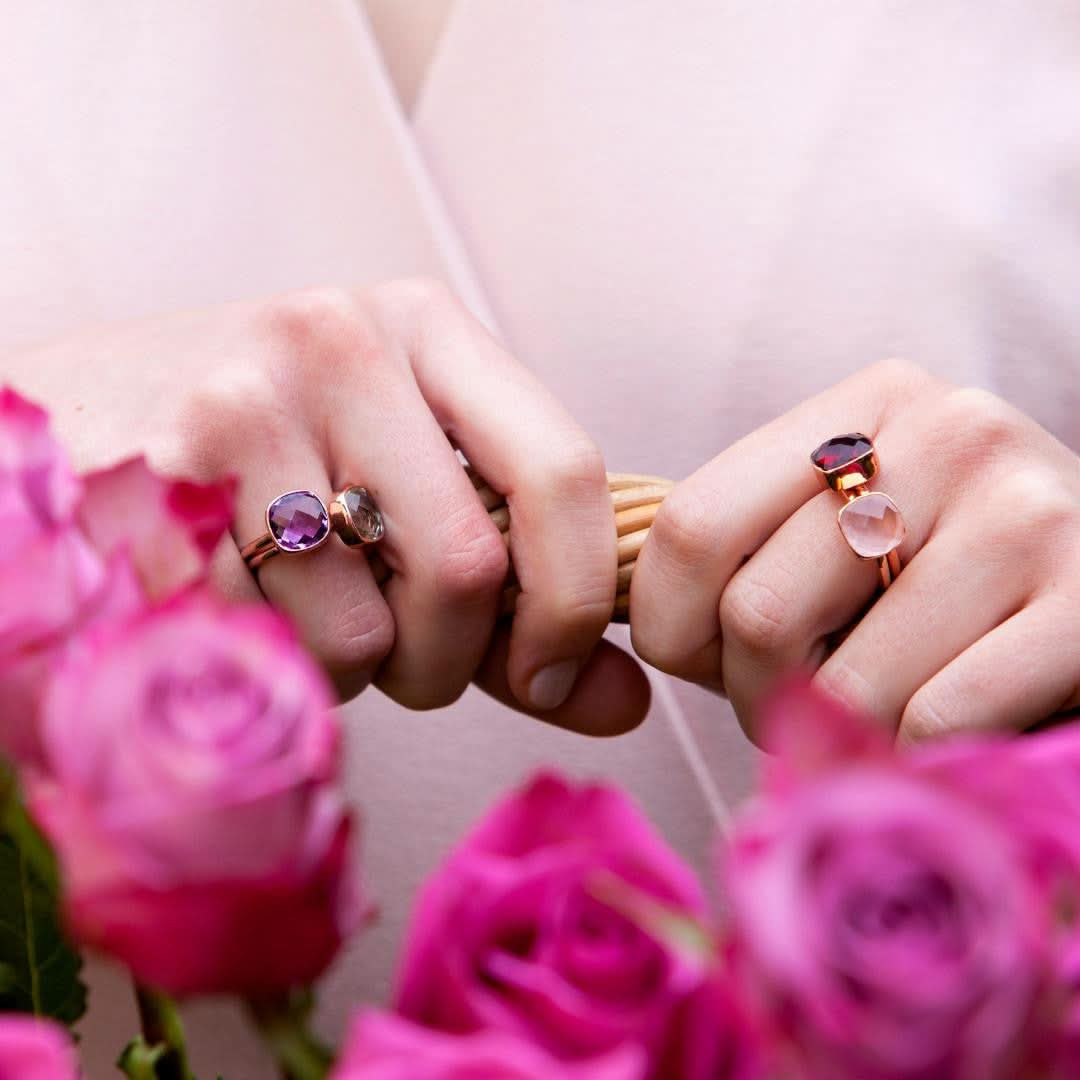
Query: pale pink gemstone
xmin=838 ymin=492 xmax=905 ymax=558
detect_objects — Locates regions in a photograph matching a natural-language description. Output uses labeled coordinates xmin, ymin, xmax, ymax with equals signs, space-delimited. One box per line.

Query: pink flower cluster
xmin=2 ymin=386 xmax=1079 ymax=1079
xmin=0 ymin=388 xmax=359 ymax=995
xmin=332 ymin=686 xmax=1080 ymax=1079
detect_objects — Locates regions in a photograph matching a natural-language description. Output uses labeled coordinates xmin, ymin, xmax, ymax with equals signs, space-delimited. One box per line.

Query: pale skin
xmin=5 ymin=286 xmax=1079 ymax=743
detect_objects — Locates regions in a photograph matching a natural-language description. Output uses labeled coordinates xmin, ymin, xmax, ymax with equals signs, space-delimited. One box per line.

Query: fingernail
xmin=528 ymin=660 xmax=579 ymax=711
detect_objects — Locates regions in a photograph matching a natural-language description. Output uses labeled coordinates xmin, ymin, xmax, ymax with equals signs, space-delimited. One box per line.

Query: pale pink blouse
xmin=2 ymin=3 xmax=1078 ymax=1075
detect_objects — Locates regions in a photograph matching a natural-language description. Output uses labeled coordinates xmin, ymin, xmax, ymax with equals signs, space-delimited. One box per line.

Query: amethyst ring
xmin=811 ymin=434 xmax=906 ymax=590
xmin=241 ymin=485 xmax=384 ymax=571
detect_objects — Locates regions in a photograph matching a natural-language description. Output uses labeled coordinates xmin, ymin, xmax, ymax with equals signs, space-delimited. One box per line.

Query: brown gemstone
xmin=342 ymin=486 xmax=384 ymax=543
xmin=838 ymin=492 xmax=905 ymax=558
xmin=811 ymin=434 xmax=873 ymax=473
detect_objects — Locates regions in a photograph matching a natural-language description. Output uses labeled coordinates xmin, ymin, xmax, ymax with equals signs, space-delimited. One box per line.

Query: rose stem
xmin=133 ymin=985 xmax=193 ymax=1080
xmin=248 ymin=994 xmax=333 ymax=1080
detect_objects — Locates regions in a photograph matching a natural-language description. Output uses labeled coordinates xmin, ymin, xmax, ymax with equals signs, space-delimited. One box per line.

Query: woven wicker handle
xmin=367 ymin=472 xmax=672 ymax=624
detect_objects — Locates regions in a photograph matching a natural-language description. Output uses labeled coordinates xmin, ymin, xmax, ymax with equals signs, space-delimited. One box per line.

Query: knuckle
xmin=650 ymin=490 xmax=717 ymax=571
xmin=433 ymin=505 xmax=510 ymax=605
xmin=542 ymin=581 xmax=616 ymax=636
xmin=545 ymin=437 xmax=608 ymax=499
xmin=259 ymin=288 xmax=384 ymax=377
xmin=630 ymin=622 xmax=700 ymax=681
xmin=989 ymin=467 xmax=1077 ymax=538
xmin=900 ymin=685 xmax=955 ymax=745
xmin=869 ymin=356 xmax=930 ymax=395
xmin=813 ymin=659 xmax=874 ymax=717
xmin=314 ymin=590 xmax=396 ymax=686
xmin=181 ymin=366 xmax=290 ymax=462
xmin=937 ymin=387 xmax=1022 ymax=460
xmin=371 ymin=275 xmax=459 ymax=321
xmin=719 ymin=574 xmax=790 ymax=655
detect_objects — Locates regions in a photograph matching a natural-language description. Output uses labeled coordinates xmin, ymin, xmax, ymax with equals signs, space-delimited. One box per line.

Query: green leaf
xmin=0 ymin=831 xmax=86 ymax=1024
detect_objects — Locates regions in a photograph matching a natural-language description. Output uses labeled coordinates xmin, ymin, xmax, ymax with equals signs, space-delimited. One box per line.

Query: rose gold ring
xmin=241 ymin=485 xmax=384 ymax=571
xmin=811 ymin=434 xmax=905 ymax=590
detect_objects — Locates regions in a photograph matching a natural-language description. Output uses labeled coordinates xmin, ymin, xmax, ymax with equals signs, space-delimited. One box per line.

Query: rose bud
xmin=29 ymin=590 xmax=361 ymax=996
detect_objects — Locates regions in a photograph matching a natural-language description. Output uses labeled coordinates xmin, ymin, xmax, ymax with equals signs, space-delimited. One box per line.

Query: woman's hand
xmin=6 ymin=281 xmax=649 ymax=734
xmin=631 ymin=360 xmax=1080 ymax=743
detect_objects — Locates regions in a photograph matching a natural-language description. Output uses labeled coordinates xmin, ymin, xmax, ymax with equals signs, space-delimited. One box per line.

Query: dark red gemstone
xmin=811 ymin=433 xmax=873 ymax=472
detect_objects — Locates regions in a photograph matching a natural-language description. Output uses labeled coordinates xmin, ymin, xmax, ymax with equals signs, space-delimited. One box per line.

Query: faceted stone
xmin=342 ymin=486 xmax=384 ymax=543
xmin=811 ymin=433 xmax=873 ymax=473
xmin=838 ymin=492 xmax=905 ymax=558
xmin=267 ymin=490 xmax=329 ymax=552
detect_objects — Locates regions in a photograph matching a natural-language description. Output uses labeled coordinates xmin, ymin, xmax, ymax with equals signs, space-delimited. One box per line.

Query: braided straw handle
xmin=367 ymin=472 xmax=673 ymax=624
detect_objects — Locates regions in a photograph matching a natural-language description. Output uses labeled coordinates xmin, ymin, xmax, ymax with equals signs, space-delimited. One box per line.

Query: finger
xmin=228 ymin=448 xmax=395 ymax=702
xmin=472 ymin=625 xmax=651 ymax=736
xmin=896 ymin=596 xmax=1080 ymax=745
xmin=327 ymin=347 xmax=508 ymax=710
xmin=383 ymin=280 xmax=621 ymax=712
xmin=718 ymin=491 xmax=887 ymax=726
xmin=209 ymin=540 xmax=263 ymax=604
xmin=630 ymin=359 xmax=934 ymax=687
xmin=813 ymin=520 xmax=1036 ymax=733
xmin=718 ymin=416 xmax=938 ymax=727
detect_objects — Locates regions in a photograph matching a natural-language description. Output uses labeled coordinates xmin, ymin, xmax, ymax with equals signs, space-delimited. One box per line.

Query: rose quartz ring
xmin=241 ymin=485 xmax=384 ymax=570
xmin=811 ymin=434 xmax=905 ymax=589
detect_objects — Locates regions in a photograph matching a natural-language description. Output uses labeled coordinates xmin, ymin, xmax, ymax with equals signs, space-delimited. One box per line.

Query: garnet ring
xmin=241 ymin=485 xmax=384 ymax=571
xmin=811 ymin=434 xmax=905 ymax=589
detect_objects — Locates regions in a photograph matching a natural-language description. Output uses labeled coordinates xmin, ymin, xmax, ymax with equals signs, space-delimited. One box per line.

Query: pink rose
xmin=724 ymin=682 xmax=1048 ymax=1079
xmin=332 ymin=1011 xmax=645 ymax=1079
xmin=0 ymin=387 xmax=104 ymax=761
xmin=0 ymin=1016 xmax=78 ymax=1080
xmin=0 ymin=388 xmax=234 ymax=764
xmin=916 ymin=726 xmax=1080 ymax=1073
xmin=76 ymin=455 xmax=236 ymax=601
xmin=396 ymin=773 xmax=709 ymax=1070
xmin=29 ymin=590 xmax=360 ymax=995
xmin=657 ymin=974 xmax=762 ymax=1080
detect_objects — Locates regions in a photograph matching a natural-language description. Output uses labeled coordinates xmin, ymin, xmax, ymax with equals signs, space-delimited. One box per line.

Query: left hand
xmin=630 ymin=360 xmax=1080 ymax=744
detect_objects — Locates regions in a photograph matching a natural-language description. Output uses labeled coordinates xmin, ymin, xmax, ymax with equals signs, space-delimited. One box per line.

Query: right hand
xmin=5 ymin=280 xmax=649 ymax=734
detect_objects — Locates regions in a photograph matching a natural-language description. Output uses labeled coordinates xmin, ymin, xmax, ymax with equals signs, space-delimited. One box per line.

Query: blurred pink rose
xmin=29 ymin=590 xmax=359 ymax=995
xmin=77 ymin=455 xmax=235 ymax=600
xmin=916 ymin=726 xmax=1080 ymax=1074
xmin=0 ymin=387 xmax=104 ymax=761
xmin=333 ymin=1011 xmax=645 ymax=1079
xmin=725 ymin=682 xmax=1048 ymax=1079
xmin=396 ymin=773 xmax=710 ymax=1070
xmin=0 ymin=387 xmax=234 ymax=765
xmin=0 ymin=1016 xmax=78 ymax=1080
xmin=657 ymin=974 xmax=762 ymax=1080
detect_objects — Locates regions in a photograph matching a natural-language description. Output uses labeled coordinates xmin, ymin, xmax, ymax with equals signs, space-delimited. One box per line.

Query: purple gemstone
xmin=267 ymin=491 xmax=329 ymax=552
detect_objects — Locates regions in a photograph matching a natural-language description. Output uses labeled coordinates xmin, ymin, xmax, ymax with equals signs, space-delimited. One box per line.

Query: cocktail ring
xmin=811 ymin=434 xmax=905 ymax=589
xmin=241 ymin=485 xmax=384 ymax=571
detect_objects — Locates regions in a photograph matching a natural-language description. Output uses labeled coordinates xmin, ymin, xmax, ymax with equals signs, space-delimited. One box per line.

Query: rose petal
xmin=332 ymin=1010 xmax=646 ymax=1080
xmin=79 ymin=456 xmax=235 ymax=599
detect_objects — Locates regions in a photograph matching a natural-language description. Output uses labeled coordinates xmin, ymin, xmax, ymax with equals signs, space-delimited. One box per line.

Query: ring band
xmin=811 ymin=434 xmax=905 ymax=589
xmin=241 ymin=485 xmax=384 ymax=571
